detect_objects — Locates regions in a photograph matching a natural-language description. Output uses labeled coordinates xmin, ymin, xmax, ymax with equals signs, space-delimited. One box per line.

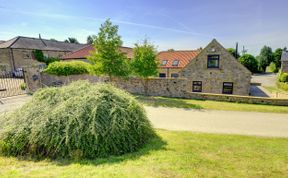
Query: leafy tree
xmin=88 ymin=19 xmax=130 ymax=80
xmin=258 ymin=46 xmax=274 ymax=72
xmin=227 ymin=48 xmax=240 ymax=59
xmin=273 ymin=48 xmax=283 ymax=69
xmin=239 ymin=54 xmax=259 ymax=73
xmin=87 ymin=35 xmax=96 ymax=44
xmin=50 ymin=38 xmax=58 ymax=42
xmin=65 ymin=37 xmax=80 ymax=44
xmin=131 ymin=39 xmax=158 ymax=95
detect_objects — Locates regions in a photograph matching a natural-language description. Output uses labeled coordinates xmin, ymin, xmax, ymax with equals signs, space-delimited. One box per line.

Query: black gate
xmin=0 ymin=69 xmax=26 ymax=99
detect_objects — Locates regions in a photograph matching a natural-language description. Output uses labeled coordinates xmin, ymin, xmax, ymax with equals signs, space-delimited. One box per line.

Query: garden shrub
xmin=276 ymin=81 xmax=288 ymax=91
xmin=268 ymin=62 xmax=278 ymax=73
xmin=0 ymin=81 xmax=155 ymax=159
xmin=279 ymin=72 xmax=288 ymax=82
xmin=44 ymin=61 xmax=91 ymax=76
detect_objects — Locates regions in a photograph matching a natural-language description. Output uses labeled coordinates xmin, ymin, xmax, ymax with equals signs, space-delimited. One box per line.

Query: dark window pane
xmin=222 ymin=82 xmax=233 ymax=94
xmin=159 ymin=73 xmax=166 ymax=78
xmin=207 ymin=55 xmax=220 ymax=68
xmin=193 ymin=81 xmax=202 ymax=92
xmin=171 ymin=73 xmax=179 ymax=78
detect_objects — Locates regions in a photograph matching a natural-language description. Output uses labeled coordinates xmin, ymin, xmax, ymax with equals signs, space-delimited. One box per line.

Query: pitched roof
xmin=62 ymin=44 xmax=134 ymax=59
xmin=157 ymin=50 xmax=200 ymax=68
xmin=0 ymin=36 xmax=85 ymax=52
xmin=281 ymin=51 xmax=288 ymax=61
xmin=0 ymin=40 xmax=5 ymax=44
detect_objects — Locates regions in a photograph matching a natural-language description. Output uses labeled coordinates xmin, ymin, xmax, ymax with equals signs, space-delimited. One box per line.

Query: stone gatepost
xmin=23 ymin=66 xmax=42 ymax=92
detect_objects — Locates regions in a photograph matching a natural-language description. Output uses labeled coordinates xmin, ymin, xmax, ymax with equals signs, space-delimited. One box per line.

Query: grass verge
xmin=0 ymin=130 xmax=287 ymax=177
xmin=136 ymin=95 xmax=288 ymax=113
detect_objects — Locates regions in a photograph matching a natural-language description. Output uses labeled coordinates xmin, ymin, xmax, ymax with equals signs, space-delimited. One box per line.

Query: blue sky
xmin=0 ymin=0 xmax=287 ymax=55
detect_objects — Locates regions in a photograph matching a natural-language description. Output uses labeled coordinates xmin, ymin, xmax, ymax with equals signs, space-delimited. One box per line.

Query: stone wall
xmin=40 ymin=73 xmax=188 ymax=98
xmin=281 ymin=61 xmax=288 ymax=73
xmin=185 ymin=92 xmax=288 ymax=106
xmin=180 ymin=39 xmax=251 ymax=95
xmin=158 ymin=68 xmax=181 ymax=78
xmin=0 ymin=49 xmax=13 ymax=72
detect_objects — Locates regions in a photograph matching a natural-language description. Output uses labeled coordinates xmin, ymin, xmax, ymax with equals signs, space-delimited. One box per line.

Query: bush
xmin=268 ymin=62 xmax=278 ymax=73
xmin=277 ymin=81 xmax=288 ymax=91
xmin=20 ymin=83 xmax=27 ymax=90
xmin=0 ymin=81 xmax=155 ymax=159
xmin=44 ymin=61 xmax=91 ymax=76
xmin=279 ymin=72 xmax=288 ymax=82
xmin=239 ymin=54 xmax=259 ymax=73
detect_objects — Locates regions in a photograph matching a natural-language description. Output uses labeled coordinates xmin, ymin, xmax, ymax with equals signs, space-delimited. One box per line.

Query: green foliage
xmin=227 ymin=48 xmax=240 ymax=59
xmin=20 ymin=83 xmax=27 ymax=90
xmin=32 ymin=50 xmax=45 ymax=62
xmin=277 ymin=81 xmax=288 ymax=91
xmin=88 ymin=19 xmax=130 ymax=80
xmin=239 ymin=54 xmax=259 ymax=73
xmin=45 ymin=57 xmax=60 ymax=65
xmin=131 ymin=39 xmax=158 ymax=78
xmin=44 ymin=61 xmax=91 ymax=76
xmin=279 ymin=72 xmax=288 ymax=82
xmin=273 ymin=48 xmax=283 ymax=69
xmin=65 ymin=37 xmax=79 ymax=44
xmin=258 ymin=46 xmax=274 ymax=72
xmin=0 ymin=81 xmax=155 ymax=159
xmin=267 ymin=62 xmax=278 ymax=73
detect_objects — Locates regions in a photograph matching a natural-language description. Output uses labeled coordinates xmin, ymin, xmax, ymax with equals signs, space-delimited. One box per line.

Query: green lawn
xmin=136 ymin=95 xmax=288 ymax=113
xmin=0 ymin=130 xmax=287 ymax=177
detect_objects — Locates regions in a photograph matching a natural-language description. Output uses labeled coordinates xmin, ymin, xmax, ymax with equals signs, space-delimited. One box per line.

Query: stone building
xmin=179 ymin=39 xmax=251 ymax=95
xmin=0 ymin=36 xmax=85 ymax=72
xmin=61 ymin=44 xmax=134 ymax=61
xmin=281 ymin=50 xmax=288 ymax=73
xmin=157 ymin=50 xmax=200 ymax=78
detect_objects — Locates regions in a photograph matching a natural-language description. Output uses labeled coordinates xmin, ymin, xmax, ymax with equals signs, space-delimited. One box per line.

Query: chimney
xmin=39 ymin=33 xmax=47 ymax=46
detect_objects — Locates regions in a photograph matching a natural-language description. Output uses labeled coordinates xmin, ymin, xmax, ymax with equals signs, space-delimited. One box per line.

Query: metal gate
xmin=0 ymin=69 xmax=26 ymax=99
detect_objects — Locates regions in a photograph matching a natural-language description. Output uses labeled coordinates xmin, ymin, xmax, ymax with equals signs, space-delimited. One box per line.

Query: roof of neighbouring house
xmin=62 ymin=44 xmax=134 ymax=59
xmin=0 ymin=36 xmax=85 ymax=52
xmin=281 ymin=51 xmax=288 ymax=61
xmin=0 ymin=40 xmax=5 ymax=44
xmin=157 ymin=50 xmax=201 ymax=68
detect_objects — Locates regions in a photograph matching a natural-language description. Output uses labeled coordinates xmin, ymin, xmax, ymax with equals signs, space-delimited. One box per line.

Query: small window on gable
xmin=207 ymin=55 xmax=220 ymax=68
xmin=172 ymin=59 xmax=180 ymax=66
xmin=222 ymin=82 xmax=233 ymax=94
xmin=23 ymin=51 xmax=31 ymax=59
xmin=161 ymin=60 xmax=168 ymax=66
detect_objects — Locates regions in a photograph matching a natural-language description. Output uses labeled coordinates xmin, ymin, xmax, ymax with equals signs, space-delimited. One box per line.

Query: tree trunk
xmin=142 ymin=78 xmax=149 ymax=96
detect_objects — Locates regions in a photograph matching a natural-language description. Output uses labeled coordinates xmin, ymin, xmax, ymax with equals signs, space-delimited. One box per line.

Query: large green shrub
xmin=279 ymin=72 xmax=288 ymax=83
xmin=267 ymin=62 xmax=278 ymax=73
xmin=44 ymin=61 xmax=91 ymax=76
xmin=0 ymin=81 xmax=155 ymax=159
xmin=239 ymin=54 xmax=259 ymax=73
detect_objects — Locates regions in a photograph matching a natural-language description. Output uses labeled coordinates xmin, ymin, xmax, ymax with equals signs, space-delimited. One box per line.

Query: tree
xmin=273 ymin=48 xmax=283 ymax=69
xmin=131 ymin=39 xmax=158 ymax=95
xmin=258 ymin=46 xmax=273 ymax=72
xmin=50 ymin=38 xmax=58 ymax=42
xmin=227 ymin=48 xmax=240 ymax=59
xmin=32 ymin=49 xmax=45 ymax=63
xmin=65 ymin=37 xmax=79 ymax=44
xmin=239 ymin=54 xmax=259 ymax=73
xmin=88 ymin=19 xmax=130 ymax=80
xmin=87 ymin=35 xmax=96 ymax=44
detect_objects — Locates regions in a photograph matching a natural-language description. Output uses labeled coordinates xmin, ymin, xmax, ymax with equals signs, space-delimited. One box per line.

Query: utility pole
xmin=235 ymin=42 xmax=238 ymax=58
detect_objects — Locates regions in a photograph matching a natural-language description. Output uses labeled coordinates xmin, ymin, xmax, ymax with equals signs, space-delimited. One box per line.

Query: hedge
xmin=43 ymin=61 xmax=92 ymax=76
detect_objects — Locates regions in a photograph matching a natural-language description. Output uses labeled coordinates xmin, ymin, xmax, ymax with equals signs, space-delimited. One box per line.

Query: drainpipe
xmin=9 ymin=48 xmax=16 ymax=71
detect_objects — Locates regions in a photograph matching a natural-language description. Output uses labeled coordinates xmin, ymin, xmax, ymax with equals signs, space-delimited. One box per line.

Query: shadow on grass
xmin=5 ymin=134 xmax=167 ymax=167
xmin=135 ymin=95 xmax=203 ymax=109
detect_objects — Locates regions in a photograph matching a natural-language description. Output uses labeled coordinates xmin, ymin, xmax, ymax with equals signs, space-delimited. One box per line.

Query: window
xmin=192 ymin=81 xmax=202 ymax=92
xmin=222 ymin=82 xmax=233 ymax=94
xmin=23 ymin=51 xmax=31 ymax=59
xmin=159 ymin=73 xmax=166 ymax=78
xmin=171 ymin=73 xmax=179 ymax=78
xmin=161 ymin=60 xmax=168 ymax=66
xmin=172 ymin=60 xmax=180 ymax=66
xmin=207 ymin=55 xmax=220 ymax=68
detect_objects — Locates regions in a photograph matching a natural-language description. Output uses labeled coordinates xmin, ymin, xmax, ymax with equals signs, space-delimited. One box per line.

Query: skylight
xmin=172 ymin=60 xmax=180 ymax=66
